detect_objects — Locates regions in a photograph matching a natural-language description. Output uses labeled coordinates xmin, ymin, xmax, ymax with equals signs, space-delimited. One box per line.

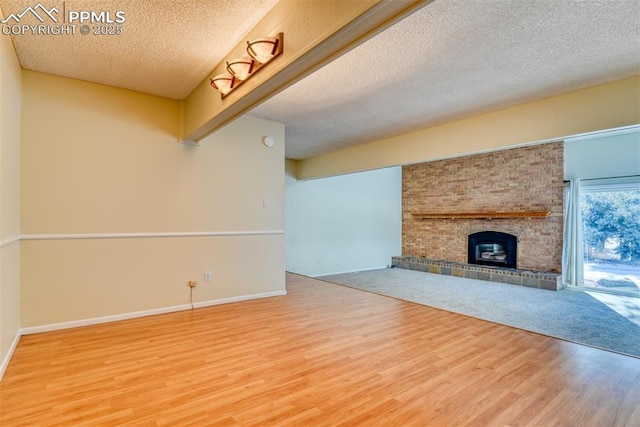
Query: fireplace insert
xmin=468 ymin=231 xmax=517 ymax=269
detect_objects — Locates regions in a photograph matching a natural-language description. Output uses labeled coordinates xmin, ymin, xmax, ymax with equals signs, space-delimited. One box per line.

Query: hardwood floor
xmin=2 ymin=273 xmax=639 ymax=426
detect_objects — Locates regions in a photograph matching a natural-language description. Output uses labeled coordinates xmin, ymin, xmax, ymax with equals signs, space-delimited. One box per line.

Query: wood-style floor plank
xmin=1 ymin=273 xmax=639 ymax=426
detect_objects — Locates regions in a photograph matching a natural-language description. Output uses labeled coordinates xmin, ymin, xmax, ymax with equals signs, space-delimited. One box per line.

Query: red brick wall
xmin=402 ymin=142 xmax=564 ymax=272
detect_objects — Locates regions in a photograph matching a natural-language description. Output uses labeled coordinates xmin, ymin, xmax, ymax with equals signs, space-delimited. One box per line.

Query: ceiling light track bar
xmin=210 ymin=33 xmax=284 ymax=99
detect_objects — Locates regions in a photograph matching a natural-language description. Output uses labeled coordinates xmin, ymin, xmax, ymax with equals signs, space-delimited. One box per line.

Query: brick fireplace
xmin=402 ymin=142 xmax=564 ymax=274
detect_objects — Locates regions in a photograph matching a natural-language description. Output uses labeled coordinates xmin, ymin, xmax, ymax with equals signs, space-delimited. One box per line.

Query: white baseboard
xmin=0 ymin=330 xmax=22 ymax=381
xmin=192 ymin=290 xmax=287 ymax=309
xmin=311 ymin=265 xmax=389 ymax=278
xmin=21 ymin=290 xmax=287 ymax=335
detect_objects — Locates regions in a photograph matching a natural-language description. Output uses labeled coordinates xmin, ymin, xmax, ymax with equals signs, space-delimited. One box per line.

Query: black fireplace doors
xmin=468 ymin=231 xmax=518 ymax=269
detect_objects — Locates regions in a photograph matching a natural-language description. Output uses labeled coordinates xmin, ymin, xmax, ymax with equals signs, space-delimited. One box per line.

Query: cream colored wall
xmin=299 ymin=76 xmax=640 ymax=179
xmin=0 ymin=244 xmax=19 ymax=368
xmin=21 ymin=71 xmax=285 ymax=328
xmin=21 ymin=235 xmax=284 ymax=327
xmin=0 ymin=11 xmax=22 ymax=377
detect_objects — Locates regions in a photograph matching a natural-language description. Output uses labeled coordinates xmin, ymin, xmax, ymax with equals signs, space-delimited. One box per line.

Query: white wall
xmin=565 ymin=129 xmax=640 ymax=180
xmin=286 ymin=162 xmax=401 ymax=277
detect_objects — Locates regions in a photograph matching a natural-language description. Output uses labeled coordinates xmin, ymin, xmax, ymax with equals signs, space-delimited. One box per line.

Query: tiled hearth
xmin=392 ymin=256 xmax=563 ymax=291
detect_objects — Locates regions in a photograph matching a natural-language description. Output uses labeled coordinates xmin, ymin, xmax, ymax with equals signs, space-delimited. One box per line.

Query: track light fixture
xmin=210 ymin=33 xmax=284 ymax=99
xmin=209 ymin=73 xmax=235 ymax=96
xmin=226 ymin=56 xmax=255 ymax=81
xmin=247 ymin=36 xmax=281 ymax=64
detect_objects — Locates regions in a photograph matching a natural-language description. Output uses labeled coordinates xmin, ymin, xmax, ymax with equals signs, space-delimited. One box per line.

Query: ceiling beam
xmin=180 ymin=0 xmax=431 ymax=143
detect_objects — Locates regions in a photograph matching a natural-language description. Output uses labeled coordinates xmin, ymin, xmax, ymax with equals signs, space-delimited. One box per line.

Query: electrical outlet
xmin=188 ymin=280 xmax=197 ymax=288
xmin=204 ymin=271 xmax=212 ymax=282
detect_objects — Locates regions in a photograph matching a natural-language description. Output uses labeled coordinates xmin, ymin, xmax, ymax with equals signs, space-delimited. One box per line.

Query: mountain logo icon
xmin=1 ymin=2 xmax=59 ymax=24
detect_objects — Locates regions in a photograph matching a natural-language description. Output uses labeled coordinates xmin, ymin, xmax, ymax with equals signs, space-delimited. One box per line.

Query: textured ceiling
xmin=0 ymin=0 xmax=278 ymax=100
xmin=251 ymin=0 xmax=640 ymax=159
xmin=2 ymin=0 xmax=639 ymax=160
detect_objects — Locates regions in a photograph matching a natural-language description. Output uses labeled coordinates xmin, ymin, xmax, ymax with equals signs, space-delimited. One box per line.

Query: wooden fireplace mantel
xmin=411 ymin=211 xmax=551 ymax=220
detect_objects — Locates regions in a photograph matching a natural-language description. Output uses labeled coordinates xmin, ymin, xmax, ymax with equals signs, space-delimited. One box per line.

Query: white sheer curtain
xmin=562 ymin=179 xmax=584 ymax=286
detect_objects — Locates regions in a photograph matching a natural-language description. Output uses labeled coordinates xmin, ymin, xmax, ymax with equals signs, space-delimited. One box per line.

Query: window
xmin=580 ymin=180 xmax=640 ymax=295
